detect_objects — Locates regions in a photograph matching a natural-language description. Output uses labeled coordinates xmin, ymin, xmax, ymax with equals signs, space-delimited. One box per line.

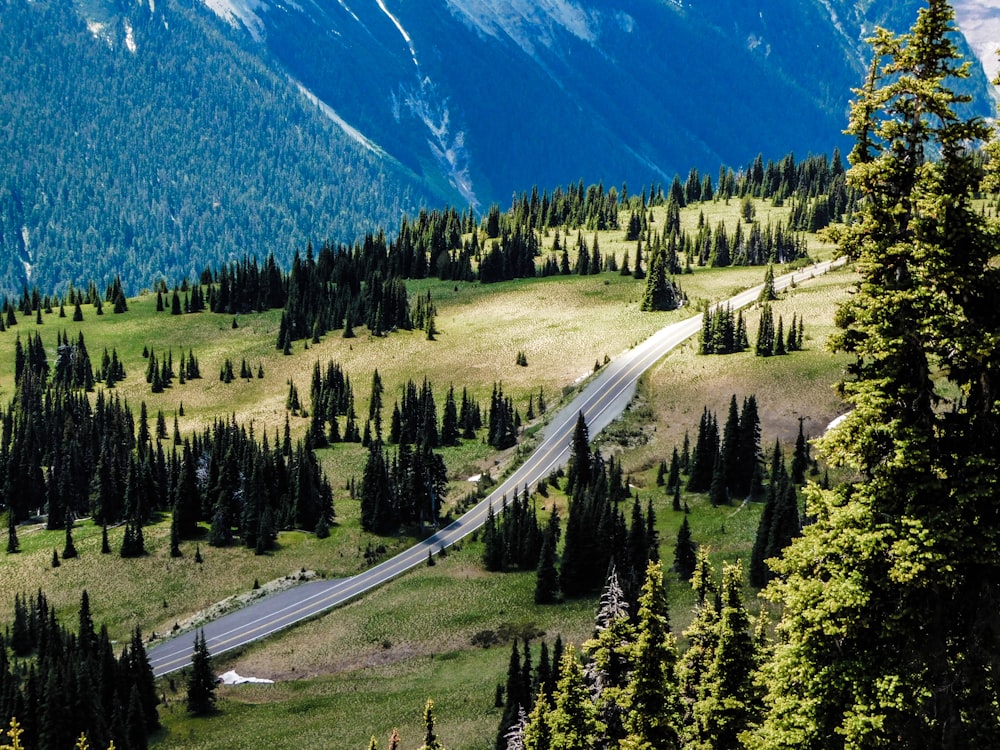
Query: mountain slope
xmin=212 ymin=0 xmax=995 ymax=209
xmin=0 ymin=0 xmax=449 ymax=294
xmin=0 ymin=0 xmax=993 ymax=295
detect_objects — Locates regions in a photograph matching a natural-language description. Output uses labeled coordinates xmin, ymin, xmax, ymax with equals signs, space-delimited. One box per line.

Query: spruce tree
xmin=418 ymin=698 xmax=445 ymax=750
xmin=757 ymin=265 xmax=777 ymax=303
xmin=186 ymin=630 xmax=216 ymax=715
xmin=678 ymin=549 xmax=719 ymax=730
xmin=672 ymin=517 xmax=697 ymax=581
xmin=622 ymin=562 xmax=683 ymax=750
xmin=534 ymin=511 xmax=560 ymax=605
xmin=6 ymin=512 xmax=19 ymax=553
xmin=639 ymin=249 xmax=678 ymax=311
xmin=497 ymin=640 xmax=527 ymax=750
xmin=690 ymin=560 xmax=759 ymax=749
xmin=583 ymin=568 xmax=635 ymax=746
xmin=547 ymin=646 xmax=602 ymax=750
xmin=752 ymin=3 xmax=1000 ymax=746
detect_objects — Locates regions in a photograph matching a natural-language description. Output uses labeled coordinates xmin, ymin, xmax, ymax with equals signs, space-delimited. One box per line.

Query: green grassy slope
xmin=0 ymin=197 xmax=854 ymax=749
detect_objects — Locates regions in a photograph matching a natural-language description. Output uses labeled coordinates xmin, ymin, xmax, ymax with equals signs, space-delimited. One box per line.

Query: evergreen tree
xmin=755 ymin=305 xmax=775 ymax=356
xmin=534 ymin=511 xmax=560 ymax=605
xmin=639 ymin=249 xmax=678 ymax=311
xmin=789 ymin=418 xmax=810 ymax=485
xmin=582 ymin=568 xmax=634 ymax=745
xmin=752 ymin=3 xmax=1000 ymax=746
xmin=621 ymin=561 xmax=683 ymax=750
xmin=565 ymin=412 xmax=591 ymax=496
xmin=757 ymin=265 xmax=777 ymax=303
xmin=497 ymin=639 xmax=528 ymax=750
xmin=687 ymin=407 xmax=718 ymax=493
xmin=547 ymin=646 xmax=602 ymax=750
xmin=7 ymin=512 xmax=19 ymax=553
xmin=417 ymin=698 xmax=445 ymax=750
xmin=678 ymin=549 xmax=720 ymax=734
xmin=186 ymin=630 xmax=216 ymax=715
xmin=672 ymin=517 xmax=697 ymax=581
xmin=689 ymin=560 xmax=759 ymax=750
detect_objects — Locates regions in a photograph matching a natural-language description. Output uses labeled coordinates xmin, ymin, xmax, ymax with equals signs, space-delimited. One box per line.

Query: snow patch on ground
xmin=202 ymin=0 xmax=268 ymax=42
xmin=219 ymin=670 xmax=274 ymax=685
xmin=826 ymin=412 xmax=850 ymax=433
xmin=953 ymin=1 xmax=1000 ymax=85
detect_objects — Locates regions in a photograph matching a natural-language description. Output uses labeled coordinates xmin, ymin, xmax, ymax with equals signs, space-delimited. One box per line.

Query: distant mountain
xmin=0 ymin=0 xmax=994 ymax=294
xmin=0 ymin=0 xmax=444 ymax=294
xmin=208 ymin=0 xmax=994 ymax=208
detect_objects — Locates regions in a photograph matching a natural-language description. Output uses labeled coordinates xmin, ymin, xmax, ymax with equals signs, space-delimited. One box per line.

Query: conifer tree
xmin=6 ymin=512 xmax=19 ymax=553
xmin=497 ymin=639 xmax=528 ymax=750
xmin=547 ymin=646 xmax=602 ymax=750
xmin=583 ymin=568 xmax=635 ymax=745
xmin=789 ymin=418 xmax=810 ymax=485
xmin=755 ymin=305 xmax=775 ymax=356
xmin=753 ymin=3 xmax=1000 ymax=745
xmin=672 ymin=517 xmax=697 ymax=581
xmin=690 ymin=560 xmax=759 ymax=749
xmin=186 ymin=630 xmax=216 ymax=715
xmin=639 ymin=249 xmax=678 ymax=311
xmin=621 ymin=562 xmax=683 ymax=750
xmin=523 ymin=692 xmax=554 ymax=750
xmin=757 ymin=265 xmax=777 ymax=303
xmin=565 ymin=412 xmax=591 ymax=496
xmin=534 ymin=511 xmax=560 ymax=605
xmin=418 ymin=698 xmax=445 ymax=750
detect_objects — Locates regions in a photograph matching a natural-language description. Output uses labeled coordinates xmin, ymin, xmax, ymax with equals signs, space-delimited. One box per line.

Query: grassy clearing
xmin=154 ymin=542 xmax=595 ymax=750
xmin=149 ymin=263 xmax=856 ymax=750
xmin=598 ymin=263 xmax=856 ymax=484
xmin=0 ymin=196 xmax=855 ymax=749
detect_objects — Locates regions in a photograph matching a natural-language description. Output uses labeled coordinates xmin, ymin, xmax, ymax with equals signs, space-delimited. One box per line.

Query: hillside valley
xmin=1 ymin=1 xmax=999 ymax=748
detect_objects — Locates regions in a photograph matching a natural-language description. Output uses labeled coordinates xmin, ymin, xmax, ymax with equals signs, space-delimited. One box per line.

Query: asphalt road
xmin=147 ymin=257 xmax=845 ymax=677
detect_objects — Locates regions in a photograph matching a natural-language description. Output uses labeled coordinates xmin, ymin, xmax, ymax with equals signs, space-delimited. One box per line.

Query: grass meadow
xmin=0 ymin=196 xmax=856 ymax=748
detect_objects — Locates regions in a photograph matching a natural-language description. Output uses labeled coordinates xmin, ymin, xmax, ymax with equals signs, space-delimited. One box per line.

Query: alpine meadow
xmin=2 ymin=1 xmax=1000 ymax=749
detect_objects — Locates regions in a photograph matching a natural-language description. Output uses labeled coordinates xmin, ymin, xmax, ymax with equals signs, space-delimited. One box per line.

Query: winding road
xmin=147 ymin=258 xmax=845 ymax=677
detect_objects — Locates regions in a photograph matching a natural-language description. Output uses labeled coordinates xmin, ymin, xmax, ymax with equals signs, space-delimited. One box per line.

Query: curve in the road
xmin=148 ymin=258 xmax=845 ymax=676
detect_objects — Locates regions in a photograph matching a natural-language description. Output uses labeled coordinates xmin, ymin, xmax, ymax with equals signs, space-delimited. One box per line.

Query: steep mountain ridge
xmin=0 ymin=0 xmax=994 ymax=294
xmin=204 ymin=0 xmax=994 ymax=209
xmin=0 ymin=0 xmax=444 ymax=294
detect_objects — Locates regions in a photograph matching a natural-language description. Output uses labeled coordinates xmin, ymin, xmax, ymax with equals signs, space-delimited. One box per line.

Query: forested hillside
xmin=0 ymin=0 xmax=443 ymax=295
xmin=2 ymin=0 xmax=993 ymax=299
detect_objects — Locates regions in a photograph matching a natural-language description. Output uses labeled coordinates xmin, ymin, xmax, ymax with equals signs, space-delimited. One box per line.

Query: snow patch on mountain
xmin=293 ymin=79 xmax=386 ymax=156
xmin=86 ymin=20 xmax=112 ymax=45
xmin=124 ymin=20 xmax=137 ymax=53
xmin=203 ymin=0 xmax=268 ymax=42
xmin=953 ymin=1 xmax=1000 ymax=84
xmin=374 ymin=0 xmax=419 ymax=68
xmin=815 ymin=0 xmax=864 ymax=65
xmin=444 ymin=0 xmax=598 ymax=59
xmin=395 ymin=80 xmax=477 ymax=207
xmin=336 ymin=0 xmax=361 ymax=24
xmin=20 ymin=228 xmax=32 ymax=283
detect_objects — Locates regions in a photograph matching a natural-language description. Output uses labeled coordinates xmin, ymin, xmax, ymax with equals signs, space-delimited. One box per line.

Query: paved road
xmin=147 ymin=258 xmax=845 ymax=677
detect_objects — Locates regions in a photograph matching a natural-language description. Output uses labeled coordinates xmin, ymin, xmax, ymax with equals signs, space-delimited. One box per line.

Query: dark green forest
xmin=0 ymin=0 xmax=438 ymax=295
